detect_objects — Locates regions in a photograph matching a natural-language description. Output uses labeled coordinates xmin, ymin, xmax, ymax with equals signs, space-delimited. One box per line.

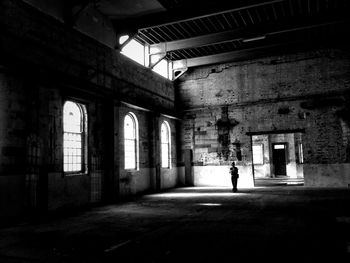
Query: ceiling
xmin=96 ymin=0 xmax=166 ymax=19
xmin=79 ymin=0 xmax=350 ymax=75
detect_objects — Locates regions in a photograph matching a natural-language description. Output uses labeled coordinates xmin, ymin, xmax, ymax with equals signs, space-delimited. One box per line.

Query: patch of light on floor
xmin=198 ymin=203 xmax=222 ymax=206
xmin=183 ymin=187 xmax=231 ymax=191
xmin=152 ymin=192 xmax=248 ymax=198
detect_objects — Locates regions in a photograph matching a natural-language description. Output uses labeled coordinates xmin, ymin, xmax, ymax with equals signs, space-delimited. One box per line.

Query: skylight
xmin=119 ymin=36 xmax=173 ymax=80
xmin=152 ymin=59 xmax=169 ymax=79
xmin=121 ymin=39 xmax=145 ymax=66
xmin=119 ymin=35 xmax=129 ymax=45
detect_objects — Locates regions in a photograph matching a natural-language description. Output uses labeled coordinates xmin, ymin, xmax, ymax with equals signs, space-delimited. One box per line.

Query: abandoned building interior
xmin=0 ymin=0 xmax=350 ymax=222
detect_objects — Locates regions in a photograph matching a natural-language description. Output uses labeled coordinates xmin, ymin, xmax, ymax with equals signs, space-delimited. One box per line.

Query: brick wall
xmin=177 ymin=49 xmax=350 ymax=187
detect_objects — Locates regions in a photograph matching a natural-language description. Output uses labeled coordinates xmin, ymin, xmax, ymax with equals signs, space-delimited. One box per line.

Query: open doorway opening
xmin=272 ymin=143 xmax=287 ymax=176
xmin=251 ymin=132 xmax=304 ymax=187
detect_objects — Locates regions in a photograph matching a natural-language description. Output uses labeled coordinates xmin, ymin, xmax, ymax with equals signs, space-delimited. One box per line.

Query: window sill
xmin=124 ymin=169 xmax=139 ymax=172
xmin=63 ymin=172 xmax=88 ymax=177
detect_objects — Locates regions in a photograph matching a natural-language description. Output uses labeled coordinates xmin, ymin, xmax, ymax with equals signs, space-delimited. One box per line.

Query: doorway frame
xmin=247 ymin=129 xmax=305 ymax=187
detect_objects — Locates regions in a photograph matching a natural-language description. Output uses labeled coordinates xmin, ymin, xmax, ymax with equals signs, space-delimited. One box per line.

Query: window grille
xmin=63 ymin=101 xmax=87 ymax=174
xmin=124 ymin=113 xmax=138 ymax=169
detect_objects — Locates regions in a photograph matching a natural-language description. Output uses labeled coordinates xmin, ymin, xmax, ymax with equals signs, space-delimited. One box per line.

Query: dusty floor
xmin=1 ymin=186 xmax=350 ymax=262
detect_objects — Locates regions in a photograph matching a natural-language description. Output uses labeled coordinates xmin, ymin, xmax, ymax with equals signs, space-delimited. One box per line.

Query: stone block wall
xmin=177 ymin=49 xmax=350 ymax=187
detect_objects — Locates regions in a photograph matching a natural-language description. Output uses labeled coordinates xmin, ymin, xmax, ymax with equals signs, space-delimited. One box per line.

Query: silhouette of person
xmin=230 ymin=162 xmax=239 ymax=192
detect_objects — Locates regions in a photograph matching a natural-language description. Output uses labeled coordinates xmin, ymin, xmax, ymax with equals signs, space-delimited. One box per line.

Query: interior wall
xmin=178 ymin=49 xmax=350 ymax=188
xmin=0 ymin=73 xmax=27 ymax=216
xmin=0 ymin=0 xmax=180 ymax=219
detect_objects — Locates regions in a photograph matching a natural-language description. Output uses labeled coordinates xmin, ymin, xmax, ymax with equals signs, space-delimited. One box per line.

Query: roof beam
xmin=172 ymin=42 xmax=301 ymax=69
xmin=111 ymin=0 xmax=285 ymax=35
xmin=174 ymin=32 xmax=350 ymax=69
xmin=139 ymin=0 xmax=285 ymax=31
xmin=149 ymin=19 xmax=346 ymax=54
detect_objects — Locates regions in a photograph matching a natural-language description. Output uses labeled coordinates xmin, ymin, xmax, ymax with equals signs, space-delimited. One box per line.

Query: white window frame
xmin=124 ymin=112 xmax=139 ymax=170
xmin=161 ymin=121 xmax=171 ymax=168
xmin=63 ymin=101 xmax=88 ymax=175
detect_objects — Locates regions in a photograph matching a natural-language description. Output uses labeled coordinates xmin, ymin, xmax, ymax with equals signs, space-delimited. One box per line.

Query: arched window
xmin=124 ymin=112 xmax=138 ymax=169
xmin=161 ymin=121 xmax=171 ymax=168
xmin=63 ymin=101 xmax=87 ymax=174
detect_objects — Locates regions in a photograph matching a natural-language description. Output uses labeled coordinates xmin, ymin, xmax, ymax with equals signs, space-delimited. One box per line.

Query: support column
xmin=103 ymin=99 xmax=119 ymax=202
xmin=184 ymin=149 xmax=194 ymax=186
xmin=149 ymin=113 xmax=161 ymax=191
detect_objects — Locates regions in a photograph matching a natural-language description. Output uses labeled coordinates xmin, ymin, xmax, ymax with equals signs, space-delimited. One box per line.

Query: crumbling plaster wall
xmin=178 ymin=49 xmax=350 ymax=187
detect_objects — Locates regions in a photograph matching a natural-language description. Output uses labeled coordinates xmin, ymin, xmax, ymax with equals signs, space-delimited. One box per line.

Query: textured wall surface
xmin=0 ymin=0 xmax=175 ymax=112
xmin=178 ymin=49 xmax=350 ymax=187
xmin=0 ymin=0 xmax=180 ymax=218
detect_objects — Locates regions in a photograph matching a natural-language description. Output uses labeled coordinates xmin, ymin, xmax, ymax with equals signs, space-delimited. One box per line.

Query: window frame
xmin=63 ymin=100 xmax=88 ymax=176
xmin=161 ymin=121 xmax=171 ymax=169
xmin=124 ymin=112 xmax=139 ymax=170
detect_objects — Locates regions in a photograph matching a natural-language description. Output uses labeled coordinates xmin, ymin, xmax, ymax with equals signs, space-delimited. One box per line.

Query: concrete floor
xmin=1 ymin=186 xmax=350 ymax=262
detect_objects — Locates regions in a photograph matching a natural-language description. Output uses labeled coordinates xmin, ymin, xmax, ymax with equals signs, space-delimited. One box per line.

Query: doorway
xmin=272 ymin=143 xmax=287 ymax=176
xmin=250 ymin=132 xmax=304 ymax=187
